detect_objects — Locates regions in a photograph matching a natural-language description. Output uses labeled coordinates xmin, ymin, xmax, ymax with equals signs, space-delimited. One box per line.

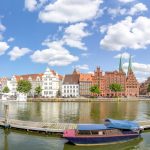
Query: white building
xmin=7 ymin=68 xmax=62 ymax=98
xmin=62 ymin=70 xmax=80 ymax=98
xmin=42 ymin=68 xmax=62 ymax=98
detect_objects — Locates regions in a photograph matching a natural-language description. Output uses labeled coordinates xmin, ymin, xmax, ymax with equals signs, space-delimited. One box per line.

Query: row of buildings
xmin=0 ymin=56 xmax=140 ymax=98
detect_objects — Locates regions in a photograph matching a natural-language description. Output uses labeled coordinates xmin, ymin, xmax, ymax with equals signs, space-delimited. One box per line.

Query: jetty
xmin=0 ymin=117 xmax=150 ymax=135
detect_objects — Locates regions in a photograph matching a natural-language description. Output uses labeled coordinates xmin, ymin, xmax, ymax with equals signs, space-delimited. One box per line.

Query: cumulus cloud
xmin=39 ymin=0 xmax=103 ymax=23
xmin=0 ymin=42 xmax=9 ymax=55
xmin=118 ymin=0 xmax=135 ymax=3
xmin=0 ymin=23 xmax=6 ymax=32
xmin=107 ymin=3 xmax=148 ymax=18
xmin=100 ymin=16 xmax=150 ymax=51
xmin=114 ymin=52 xmax=130 ymax=59
xmin=43 ymin=22 xmax=90 ymax=51
xmin=31 ymin=41 xmax=79 ymax=66
xmin=75 ymin=64 xmax=89 ymax=70
xmin=63 ymin=22 xmax=90 ymax=50
xmin=128 ymin=3 xmax=148 ymax=15
xmin=8 ymin=37 xmax=15 ymax=42
xmin=25 ymin=0 xmax=47 ymax=11
xmin=8 ymin=46 xmax=31 ymax=61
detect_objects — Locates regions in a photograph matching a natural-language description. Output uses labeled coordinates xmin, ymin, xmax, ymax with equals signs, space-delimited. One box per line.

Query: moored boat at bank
xmin=63 ymin=118 xmax=141 ymax=146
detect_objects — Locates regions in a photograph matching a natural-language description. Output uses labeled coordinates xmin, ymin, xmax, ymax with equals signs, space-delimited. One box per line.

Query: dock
xmin=0 ymin=117 xmax=150 ymax=135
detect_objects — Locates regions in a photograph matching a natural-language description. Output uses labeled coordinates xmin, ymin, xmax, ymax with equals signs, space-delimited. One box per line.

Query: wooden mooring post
xmin=4 ymin=104 xmax=9 ymax=128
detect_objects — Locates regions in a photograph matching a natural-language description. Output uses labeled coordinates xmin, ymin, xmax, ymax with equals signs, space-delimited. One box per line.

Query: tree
xmin=2 ymin=86 xmax=10 ymax=93
xmin=35 ymin=86 xmax=42 ymax=97
xmin=17 ymin=80 xmax=32 ymax=94
xmin=57 ymin=90 xmax=61 ymax=97
xmin=90 ymin=85 xmax=101 ymax=95
xmin=109 ymin=83 xmax=123 ymax=97
xmin=147 ymin=84 xmax=150 ymax=95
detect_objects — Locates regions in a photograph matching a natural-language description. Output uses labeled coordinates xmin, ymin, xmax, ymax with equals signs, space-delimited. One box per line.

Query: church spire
xmin=128 ymin=55 xmax=132 ymax=73
xmin=119 ymin=56 xmax=123 ymax=72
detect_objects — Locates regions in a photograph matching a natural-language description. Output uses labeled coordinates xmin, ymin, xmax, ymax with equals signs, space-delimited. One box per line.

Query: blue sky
xmin=0 ymin=0 xmax=150 ymax=82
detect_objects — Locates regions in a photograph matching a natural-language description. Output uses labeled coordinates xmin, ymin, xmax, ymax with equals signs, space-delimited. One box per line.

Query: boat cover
xmin=77 ymin=124 xmax=107 ymax=131
xmin=105 ymin=118 xmax=139 ymax=130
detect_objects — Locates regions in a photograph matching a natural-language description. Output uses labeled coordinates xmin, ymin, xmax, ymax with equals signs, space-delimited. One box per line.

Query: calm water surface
xmin=0 ymin=101 xmax=150 ymax=150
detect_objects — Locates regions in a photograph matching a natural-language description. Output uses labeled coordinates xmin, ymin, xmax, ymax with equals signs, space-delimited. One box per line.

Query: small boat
xmin=63 ymin=118 xmax=141 ymax=146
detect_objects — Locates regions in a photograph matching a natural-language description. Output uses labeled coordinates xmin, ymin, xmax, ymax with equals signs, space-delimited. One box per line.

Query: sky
xmin=0 ymin=0 xmax=150 ymax=82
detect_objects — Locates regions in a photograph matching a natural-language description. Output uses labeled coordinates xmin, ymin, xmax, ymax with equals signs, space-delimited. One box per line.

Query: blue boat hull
xmin=66 ymin=134 xmax=140 ymax=145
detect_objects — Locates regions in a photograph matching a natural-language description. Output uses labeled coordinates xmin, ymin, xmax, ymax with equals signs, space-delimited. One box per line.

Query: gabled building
xmin=126 ymin=56 xmax=139 ymax=97
xmin=7 ymin=68 xmax=63 ymax=97
xmin=62 ymin=69 xmax=80 ymax=97
xmin=42 ymin=68 xmax=63 ymax=98
xmin=105 ymin=57 xmax=126 ymax=97
xmin=79 ymin=73 xmax=93 ymax=96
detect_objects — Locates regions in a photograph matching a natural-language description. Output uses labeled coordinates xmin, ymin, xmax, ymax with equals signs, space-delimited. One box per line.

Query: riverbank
xmin=27 ymin=97 xmax=150 ymax=102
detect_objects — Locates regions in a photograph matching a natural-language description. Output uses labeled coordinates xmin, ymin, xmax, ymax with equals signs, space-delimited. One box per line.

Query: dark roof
xmin=63 ymin=74 xmax=80 ymax=84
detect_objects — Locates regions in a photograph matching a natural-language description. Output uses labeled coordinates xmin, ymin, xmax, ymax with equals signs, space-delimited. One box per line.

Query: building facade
xmin=7 ymin=68 xmax=62 ymax=97
xmin=79 ymin=73 xmax=92 ymax=96
xmin=62 ymin=69 xmax=80 ymax=97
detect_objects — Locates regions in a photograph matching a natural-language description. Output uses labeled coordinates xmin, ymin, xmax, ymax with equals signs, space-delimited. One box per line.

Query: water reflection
xmin=0 ymin=101 xmax=150 ymax=123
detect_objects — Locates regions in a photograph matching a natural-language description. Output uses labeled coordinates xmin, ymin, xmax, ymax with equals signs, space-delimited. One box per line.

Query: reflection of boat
xmin=63 ymin=119 xmax=141 ymax=146
xmin=63 ymin=137 xmax=143 ymax=150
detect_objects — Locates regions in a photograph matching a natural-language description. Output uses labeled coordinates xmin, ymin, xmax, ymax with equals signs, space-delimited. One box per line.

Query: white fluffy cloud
xmin=114 ymin=52 xmax=130 ymax=59
xmin=0 ymin=23 xmax=6 ymax=32
xmin=8 ymin=46 xmax=31 ymax=61
xmin=107 ymin=3 xmax=148 ymax=18
xmin=100 ymin=16 xmax=150 ymax=51
xmin=31 ymin=41 xmax=79 ymax=66
xmin=43 ymin=22 xmax=90 ymax=50
xmin=8 ymin=37 xmax=15 ymax=42
xmin=39 ymin=0 xmax=103 ymax=23
xmin=129 ymin=3 xmax=148 ymax=15
xmin=0 ymin=42 xmax=9 ymax=55
xmin=118 ymin=0 xmax=135 ymax=3
xmin=75 ymin=64 xmax=89 ymax=70
xmin=63 ymin=22 xmax=90 ymax=50
xmin=25 ymin=0 xmax=47 ymax=11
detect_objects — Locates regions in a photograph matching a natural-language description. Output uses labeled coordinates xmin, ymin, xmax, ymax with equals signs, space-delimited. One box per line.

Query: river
xmin=0 ymin=101 xmax=150 ymax=150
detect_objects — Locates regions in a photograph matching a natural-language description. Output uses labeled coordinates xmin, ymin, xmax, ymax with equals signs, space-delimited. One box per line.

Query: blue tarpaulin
xmin=77 ymin=124 xmax=107 ymax=131
xmin=105 ymin=118 xmax=139 ymax=130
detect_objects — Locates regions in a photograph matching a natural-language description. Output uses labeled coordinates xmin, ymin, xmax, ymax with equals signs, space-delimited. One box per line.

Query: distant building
xmin=105 ymin=57 xmax=126 ymax=97
xmin=79 ymin=73 xmax=92 ymax=96
xmin=92 ymin=67 xmax=106 ymax=97
xmin=126 ymin=56 xmax=139 ymax=97
xmin=0 ymin=77 xmax=8 ymax=92
xmin=62 ymin=69 xmax=80 ymax=97
xmin=42 ymin=68 xmax=62 ymax=98
xmin=7 ymin=68 xmax=62 ymax=97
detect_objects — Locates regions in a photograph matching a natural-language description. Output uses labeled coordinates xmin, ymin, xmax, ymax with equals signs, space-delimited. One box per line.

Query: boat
xmin=63 ymin=118 xmax=141 ymax=146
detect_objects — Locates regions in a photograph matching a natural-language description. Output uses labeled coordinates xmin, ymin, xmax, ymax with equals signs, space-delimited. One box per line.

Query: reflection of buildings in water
xmin=59 ymin=102 xmax=79 ymax=123
xmin=41 ymin=103 xmax=60 ymax=122
xmin=78 ymin=102 xmax=92 ymax=123
xmin=124 ymin=102 xmax=138 ymax=120
xmin=136 ymin=102 xmax=149 ymax=121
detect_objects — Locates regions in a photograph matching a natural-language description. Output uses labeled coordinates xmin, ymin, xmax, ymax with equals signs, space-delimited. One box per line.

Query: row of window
xmin=63 ymin=85 xmax=78 ymax=88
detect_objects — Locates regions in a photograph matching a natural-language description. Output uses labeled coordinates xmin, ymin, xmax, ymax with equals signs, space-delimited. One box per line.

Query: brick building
xmin=79 ymin=73 xmax=92 ymax=96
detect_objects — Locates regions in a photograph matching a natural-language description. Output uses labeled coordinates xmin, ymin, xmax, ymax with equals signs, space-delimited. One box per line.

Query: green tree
xmin=2 ymin=86 xmax=10 ymax=93
xmin=90 ymin=85 xmax=101 ymax=95
xmin=35 ymin=86 xmax=42 ymax=97
xmin=109 ymin=83 xmax=123 ymax=97
xmin=17 ymin=80 xmax=32 ymax=94
xmin=147 ymin=84 xmax=150 ymax=96
xmin=57 ymin=90 xmax=61 ymax=97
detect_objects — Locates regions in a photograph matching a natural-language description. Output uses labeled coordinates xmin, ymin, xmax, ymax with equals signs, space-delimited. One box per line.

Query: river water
xmin=0 ymin=101 xmax=150 ymax=150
